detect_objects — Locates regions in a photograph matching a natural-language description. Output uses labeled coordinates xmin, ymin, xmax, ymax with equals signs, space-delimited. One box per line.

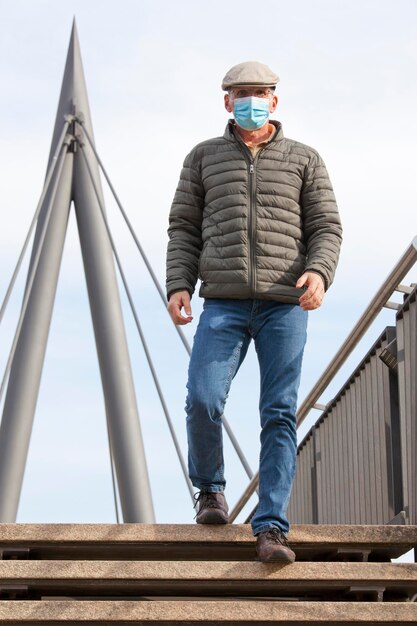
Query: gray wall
xmin=288 ymin=286 xmax=416 ymax=525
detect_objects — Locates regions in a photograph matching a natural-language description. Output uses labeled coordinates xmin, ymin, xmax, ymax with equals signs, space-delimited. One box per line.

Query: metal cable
xmin=220 ymin=417 xmax=255 ymax=482
xmin=0 ymin=121 xmax=71 ymax=327
xmin=74 ymin=119 xmax=189 ymax=348
xmin=75 ymin=117 xmax=255 ymax=483
xmin=78 ymin=143 xmax=195 ymax=502
xmin=106 ymin=421 xmax=120 ymax=524
xmin=0 ymin=138 xmax=70 ymax=405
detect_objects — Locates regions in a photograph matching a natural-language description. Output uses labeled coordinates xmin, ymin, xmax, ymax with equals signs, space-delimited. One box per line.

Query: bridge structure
xmin=0 ymin=20 xmax=416 ymax=625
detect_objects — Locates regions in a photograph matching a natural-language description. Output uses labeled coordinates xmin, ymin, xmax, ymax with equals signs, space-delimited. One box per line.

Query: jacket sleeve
xmin=301 ymin=153 xmax=343 ymax=290
xmin=166 ymin=151 xmax=204 ymax=299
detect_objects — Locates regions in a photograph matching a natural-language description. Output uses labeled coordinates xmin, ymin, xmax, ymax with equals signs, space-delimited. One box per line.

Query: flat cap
xmin=221 ymin=61 xmax=279 ymax=91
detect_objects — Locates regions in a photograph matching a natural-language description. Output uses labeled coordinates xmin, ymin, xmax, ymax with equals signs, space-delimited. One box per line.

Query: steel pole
xmin=67 ymin=20 xmax=154 ymax=522
xmin=0 ymin=150 xmax=73 ymax=521
xmin=73 ymin=139 xmax=154 ymax=522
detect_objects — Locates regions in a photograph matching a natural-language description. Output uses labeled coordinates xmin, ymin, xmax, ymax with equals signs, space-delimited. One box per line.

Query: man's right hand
xmin=167 ymin=290 xmax=193 ymax=325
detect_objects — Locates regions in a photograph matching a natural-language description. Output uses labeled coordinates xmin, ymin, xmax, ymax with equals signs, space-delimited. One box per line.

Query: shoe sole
xmin=196 ymin=510 xmax=229 ymax=524
xmin=256 ymin=550 xmax=296 ymax=564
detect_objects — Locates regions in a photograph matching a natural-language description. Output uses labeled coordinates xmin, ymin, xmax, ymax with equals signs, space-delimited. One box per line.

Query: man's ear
xmin=269 ymin=94 xmax=278 ymax=114
xmin=224 ymin=93 xmax=233 ymax=113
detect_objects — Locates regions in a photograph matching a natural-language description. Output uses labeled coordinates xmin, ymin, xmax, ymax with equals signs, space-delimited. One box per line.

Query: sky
xmin=0 ymin=0 xmax=416 ymax=545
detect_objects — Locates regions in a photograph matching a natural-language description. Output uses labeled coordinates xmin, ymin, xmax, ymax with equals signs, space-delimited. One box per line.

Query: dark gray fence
xmin=288 ymin=282 xmax=417 ymax=525
xmin=397 ymin=288 xmax=417 ymax=525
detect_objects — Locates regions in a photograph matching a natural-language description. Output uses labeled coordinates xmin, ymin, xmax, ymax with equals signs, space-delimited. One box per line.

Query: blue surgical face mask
xmin=233 ymin=96 xmax=270 ymax=130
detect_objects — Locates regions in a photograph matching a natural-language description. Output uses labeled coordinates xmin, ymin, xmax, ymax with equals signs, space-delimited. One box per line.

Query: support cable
xmin=0 ymin=138 xmax=70 ymax=405
xmin=0 ymin=121 xmax=71 ymax=327
xmin=75 ymin=118 xmax=255 ymax=484
xmin=108 ymin=428 xmax=120 ymax=524
xmin=78 ymin=143 xmax=195 ymax=502
xmin=220 ymin=419 xmax=255 ymax=483
xmin=75 ymin=119 xmax=189 ymax=348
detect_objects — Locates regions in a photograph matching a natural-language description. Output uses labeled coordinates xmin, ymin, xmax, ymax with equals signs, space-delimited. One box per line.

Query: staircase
xmin=0 ymin=523 xmax=416 ymax=624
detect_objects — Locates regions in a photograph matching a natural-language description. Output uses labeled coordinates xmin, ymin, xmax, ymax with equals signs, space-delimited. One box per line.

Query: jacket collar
xmin=223 ymin=119 xmax=284 ymax=143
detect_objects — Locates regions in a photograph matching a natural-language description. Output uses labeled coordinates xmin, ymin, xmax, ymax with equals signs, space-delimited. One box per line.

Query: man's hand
xmin=296 ymin=272 xmax=325 ymax=311
xmin=167 ymin=290 xmax=193 ymax=325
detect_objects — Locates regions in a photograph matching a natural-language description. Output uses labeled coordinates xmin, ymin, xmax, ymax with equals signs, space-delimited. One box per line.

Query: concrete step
xmin=0 ymin=599 xmax=417 ymax=624
xmin=0 ymin=560 xmax=416 ymax=601
xmin=1 ymin=524 xmax=416 ymax=562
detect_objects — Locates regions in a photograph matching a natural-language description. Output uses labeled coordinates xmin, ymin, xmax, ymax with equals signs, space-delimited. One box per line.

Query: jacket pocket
xmin=198 ymin=241 xmax=209 ymax=280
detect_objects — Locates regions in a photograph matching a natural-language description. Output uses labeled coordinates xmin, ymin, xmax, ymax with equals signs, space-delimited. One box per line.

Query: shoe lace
xmin=266 ymin=528 xmax=290 ymax=547
xmin=193 ymin=490 xmax=222 ymax=510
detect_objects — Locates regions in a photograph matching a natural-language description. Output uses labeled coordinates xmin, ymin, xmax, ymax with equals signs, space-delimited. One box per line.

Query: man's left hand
xmin=296 ymin=272 xmax=325 ymax=311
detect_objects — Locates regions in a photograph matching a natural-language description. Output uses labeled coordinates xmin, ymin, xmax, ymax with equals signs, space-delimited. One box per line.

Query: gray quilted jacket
xmin=166 ymin=120 xmax=342 ymax=304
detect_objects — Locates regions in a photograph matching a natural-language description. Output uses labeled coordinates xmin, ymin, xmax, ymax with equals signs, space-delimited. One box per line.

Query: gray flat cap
xmin=221 ymin=61 xmax=279 ymax=91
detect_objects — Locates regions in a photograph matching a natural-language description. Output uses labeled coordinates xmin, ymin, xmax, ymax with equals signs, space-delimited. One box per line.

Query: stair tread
xmin=1 ymin=560 xmax=416 ymax=600
xmin=1 ymin=560 xmax=416 ymax=581
xmin=1 ymin=523 xmax=416 ymax=564
xmin=0 ymin=600 xmax=416 ymax=623
xmin=1 ymin=523 xmax=416 ymax=544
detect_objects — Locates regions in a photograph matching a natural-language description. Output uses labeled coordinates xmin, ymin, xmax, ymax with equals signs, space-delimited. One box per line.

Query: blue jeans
xmin=185 ymin=298 xmax=308 ymax=535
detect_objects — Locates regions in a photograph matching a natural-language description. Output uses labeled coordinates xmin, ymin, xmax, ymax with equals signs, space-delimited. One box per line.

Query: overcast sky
xmin=0 ymin=0 xmax=416 ymax=532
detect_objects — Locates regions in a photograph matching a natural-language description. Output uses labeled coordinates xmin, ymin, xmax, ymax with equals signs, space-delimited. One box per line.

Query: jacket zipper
xmin=234 ymin=133 xmax=270 ymax=297
xmin=248 ymin=148 xmax=269 ymax=297
xmin=249 ymin=162 xmax=256 ymax=296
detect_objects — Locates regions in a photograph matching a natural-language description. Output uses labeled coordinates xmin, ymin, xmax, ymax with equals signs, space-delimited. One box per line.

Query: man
xmin=166 ymin=61 xmax=342 ymax=563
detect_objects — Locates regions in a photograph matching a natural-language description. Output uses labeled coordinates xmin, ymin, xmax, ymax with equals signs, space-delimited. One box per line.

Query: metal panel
xmin=322 ymin=418 xmax=330 ymax=523
xmin=289 ymin=431 xmax=314 ymax=523
xmin=339 ymin=395 xmax=347 ymax=522
xmin=364 ymin=359 xmax=376 ymax=523
xmin=333 ymin=402 xmax=341 ymax=523
xmin=315 ymin=425 xmax=323 ymax=523
xmin=397 ymin=288 xmax=417 ymax=524
xmin=372 ymin=352 xmax=383 ymax=521
xmin=290 ymin=326 xmax=401 ymax=524
xmin=349 ymin=381 xmax=359 ymax=523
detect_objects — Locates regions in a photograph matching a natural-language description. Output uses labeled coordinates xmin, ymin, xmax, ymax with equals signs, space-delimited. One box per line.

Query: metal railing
xmin=288 ymin=325 xmax=402 ymax=524
xmin=230 ymin=236 xmax=417 ymax=523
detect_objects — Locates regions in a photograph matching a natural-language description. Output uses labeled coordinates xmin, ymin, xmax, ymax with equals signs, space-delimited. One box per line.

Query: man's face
xmin=224 ymin=87 xmax=278 ymax=115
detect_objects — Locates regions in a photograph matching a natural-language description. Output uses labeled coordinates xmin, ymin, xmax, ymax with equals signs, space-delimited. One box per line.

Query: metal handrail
xmin=229 ymin=236 xmax=417 ymax=523
xmin=297 ymin=235 xmax=417 ymax=423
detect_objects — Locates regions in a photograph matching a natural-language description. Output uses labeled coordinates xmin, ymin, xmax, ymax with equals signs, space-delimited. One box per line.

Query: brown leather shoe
xmin=256 ymin=528 xmax=296 ymax=563
xmin=194 ymin=491 xmax=229 ymax=524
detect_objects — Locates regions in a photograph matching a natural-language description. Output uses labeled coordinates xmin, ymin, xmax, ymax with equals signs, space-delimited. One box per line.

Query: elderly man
xmin=166 ymin=61 xmax=342 ymax=563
